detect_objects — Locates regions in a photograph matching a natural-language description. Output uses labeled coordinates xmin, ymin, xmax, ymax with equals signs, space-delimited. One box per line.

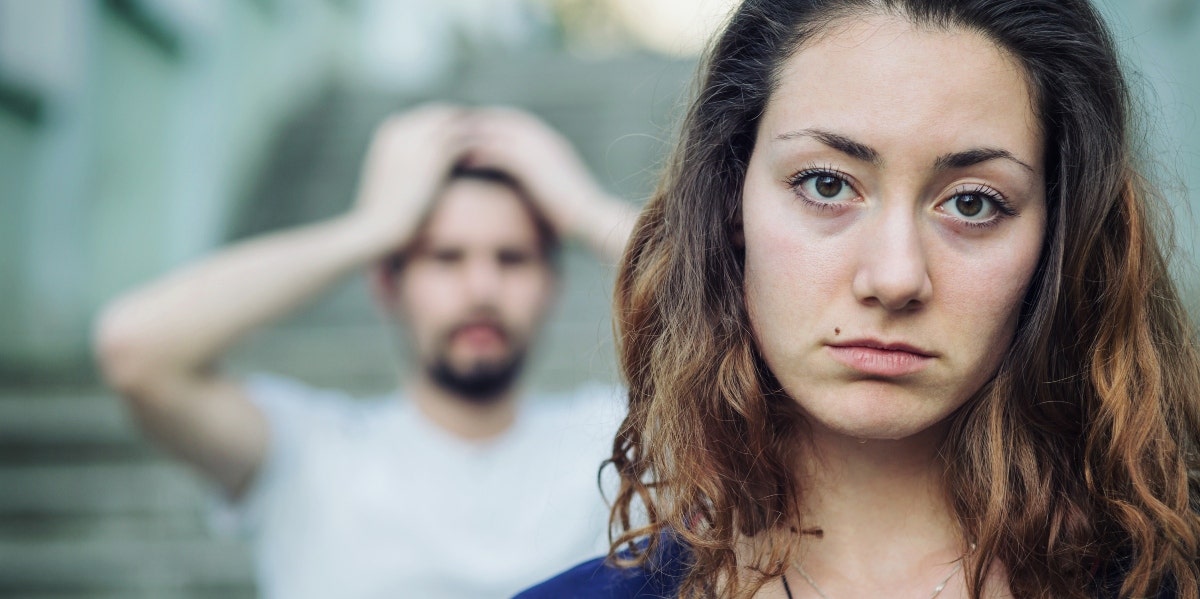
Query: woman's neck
xmin=791 ymin=420 xmax=969 ymax=596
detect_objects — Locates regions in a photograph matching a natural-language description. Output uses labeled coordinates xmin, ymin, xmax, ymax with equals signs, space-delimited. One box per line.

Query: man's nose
xmin=850 ymin=205 xmax=933 ymax=312
xmin=462 ymin=256 xmax=503 ymax=300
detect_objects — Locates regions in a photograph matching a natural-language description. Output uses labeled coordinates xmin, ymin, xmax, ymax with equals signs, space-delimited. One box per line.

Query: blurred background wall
xmin=0 ymin=0 xmax=1195 ymax=597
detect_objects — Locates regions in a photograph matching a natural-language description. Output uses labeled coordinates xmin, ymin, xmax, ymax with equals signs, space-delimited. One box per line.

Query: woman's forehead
xmin=758 ymin=14 xmax=1043 ymax=173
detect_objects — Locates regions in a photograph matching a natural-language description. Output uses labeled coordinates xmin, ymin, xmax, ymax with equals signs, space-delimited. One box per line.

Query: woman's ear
xmin=730 ymin=210 xmax=745 ymax=249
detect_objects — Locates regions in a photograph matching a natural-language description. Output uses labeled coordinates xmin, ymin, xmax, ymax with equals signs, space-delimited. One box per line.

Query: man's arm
xmin=464 ymin=108 xmax=639 ymax=263
xmin=93 ymin=105 xmax=468 ymax=497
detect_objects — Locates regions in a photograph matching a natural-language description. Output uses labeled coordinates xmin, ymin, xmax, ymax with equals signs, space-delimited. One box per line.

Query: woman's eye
xmin=795 ymin=172 xmax=856 ymax=204
xmin=942 ymin=192 xmax=999 ymax=222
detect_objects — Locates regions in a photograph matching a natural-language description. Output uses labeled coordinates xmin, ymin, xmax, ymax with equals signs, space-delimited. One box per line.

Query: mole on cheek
xmin=834 ymin=327 xmax=841 ymax=335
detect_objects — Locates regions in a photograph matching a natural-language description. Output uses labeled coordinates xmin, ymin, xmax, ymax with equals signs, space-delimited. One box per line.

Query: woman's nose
xmin=850 ymin=207 xmax=933 ymax=311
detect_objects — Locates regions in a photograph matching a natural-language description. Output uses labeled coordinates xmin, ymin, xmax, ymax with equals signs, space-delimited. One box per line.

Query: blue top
xmin=515 ymin=534 xmax=1179 ymax=599
xmin=514 ymin=535 xmax=690 ymax=599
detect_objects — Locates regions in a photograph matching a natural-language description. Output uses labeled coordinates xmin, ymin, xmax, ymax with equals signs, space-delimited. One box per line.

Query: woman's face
xmin=742 ymin=14 xmax=1046 ymax=441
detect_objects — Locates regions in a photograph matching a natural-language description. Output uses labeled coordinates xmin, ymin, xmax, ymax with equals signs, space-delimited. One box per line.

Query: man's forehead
xmin=416 ymin=179 xmax=543 ymax=248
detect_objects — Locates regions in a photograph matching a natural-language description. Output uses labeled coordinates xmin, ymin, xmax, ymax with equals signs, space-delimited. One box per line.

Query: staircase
xmin=0 ymin=390 xmax=255 ymax=598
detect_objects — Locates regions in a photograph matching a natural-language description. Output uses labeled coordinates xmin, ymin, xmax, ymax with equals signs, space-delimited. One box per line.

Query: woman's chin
xmin=801 ymin=403 xmax=955 ymax=444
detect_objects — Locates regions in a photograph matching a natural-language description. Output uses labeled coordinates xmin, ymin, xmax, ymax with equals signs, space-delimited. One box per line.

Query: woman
xmin=518 ymin=0 xmax=1200 ymax=597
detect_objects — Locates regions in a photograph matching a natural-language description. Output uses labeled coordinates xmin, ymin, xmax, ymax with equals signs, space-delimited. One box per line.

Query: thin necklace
xmin=784 ymin=552 xmax=968 ymax=599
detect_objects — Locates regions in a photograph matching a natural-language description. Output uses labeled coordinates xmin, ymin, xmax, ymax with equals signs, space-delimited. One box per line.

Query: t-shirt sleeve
xmin=206 ymin=373 xmax=354 ymax=537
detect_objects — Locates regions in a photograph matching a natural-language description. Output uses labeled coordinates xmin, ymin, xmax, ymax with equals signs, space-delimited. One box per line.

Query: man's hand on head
xmin=349 ymin=104 xmax=473 ymax=257
xmin=462 ymin=107 xmax=637 ymax=263
xmin=461 ymin=107 xmax=614 ymax=240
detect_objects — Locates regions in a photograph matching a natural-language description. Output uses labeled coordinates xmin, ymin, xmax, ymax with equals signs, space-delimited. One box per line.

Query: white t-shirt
xmin=213 ymin=374 xmax=625 ymax=599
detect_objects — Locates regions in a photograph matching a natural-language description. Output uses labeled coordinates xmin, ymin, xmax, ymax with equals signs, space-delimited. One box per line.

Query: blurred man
xmin=93 ymin=105 xmax=637 ymax=599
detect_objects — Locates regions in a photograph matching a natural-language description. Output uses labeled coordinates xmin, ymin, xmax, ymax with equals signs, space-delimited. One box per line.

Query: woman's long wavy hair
xmin=608 ymin=0 xmax=1200 ymax=597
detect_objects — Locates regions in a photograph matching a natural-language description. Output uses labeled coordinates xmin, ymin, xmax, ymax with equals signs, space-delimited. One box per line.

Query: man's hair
xmin=607 ymin=1 xmax=1200 ymax=597
xmin=385 ymin=165 xmax=561 ymax=272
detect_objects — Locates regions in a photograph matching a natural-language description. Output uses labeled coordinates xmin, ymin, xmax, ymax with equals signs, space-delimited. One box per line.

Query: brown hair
xmin=607 ymin=1 xmax=1200 ymax=597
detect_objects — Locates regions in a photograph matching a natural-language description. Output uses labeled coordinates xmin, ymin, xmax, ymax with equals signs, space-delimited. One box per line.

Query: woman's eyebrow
xmin=775 ymin=128 xmax=1035 ymax=174
xmin=775 ymin=128 xmax=881 ymax=165
xmin=934 ymin=148 xmax=1035 ymax=173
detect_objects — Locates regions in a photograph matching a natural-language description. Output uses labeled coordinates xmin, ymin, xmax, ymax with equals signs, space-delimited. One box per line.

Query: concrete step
xmin=0 ymin=462 xmax=204 ymax=516
xmin=0 ymin=392 xmax=135 ymax=447
xmin=0 ymin=537 xmax=253 ymax=595
xmin=1 ymin=591 xmax=253 ymax=599
xmin=0 ymin=387 xmax=254 ymax=595
xmin=0 ymin=512 xmax=210 ymax=542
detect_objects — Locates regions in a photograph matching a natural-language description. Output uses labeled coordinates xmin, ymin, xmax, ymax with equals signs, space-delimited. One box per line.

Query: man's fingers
xmin=372 ymin=104 xmax=468 ymax=151
xmin=363 ymin=106 xmax=474 ymax=178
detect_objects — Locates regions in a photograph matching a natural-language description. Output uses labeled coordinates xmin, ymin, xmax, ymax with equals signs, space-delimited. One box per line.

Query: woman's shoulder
xmin=515 ymin=535 xmax=691 ymax=599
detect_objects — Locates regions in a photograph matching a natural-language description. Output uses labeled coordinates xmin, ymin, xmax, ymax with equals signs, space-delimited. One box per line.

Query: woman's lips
xmin=826 ymin=341 xmax=934 ymax=377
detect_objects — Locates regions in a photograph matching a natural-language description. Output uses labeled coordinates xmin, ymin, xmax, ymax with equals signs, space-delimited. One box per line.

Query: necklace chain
xmin=790 ymin=553 xmax=967 ymax=599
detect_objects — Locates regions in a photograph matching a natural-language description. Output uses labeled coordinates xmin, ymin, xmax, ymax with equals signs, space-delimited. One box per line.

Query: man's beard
xmin=425 ymin=323 xmax=526 ymax=404
xmin=427 ymin=353 xmax=524 ymax=403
